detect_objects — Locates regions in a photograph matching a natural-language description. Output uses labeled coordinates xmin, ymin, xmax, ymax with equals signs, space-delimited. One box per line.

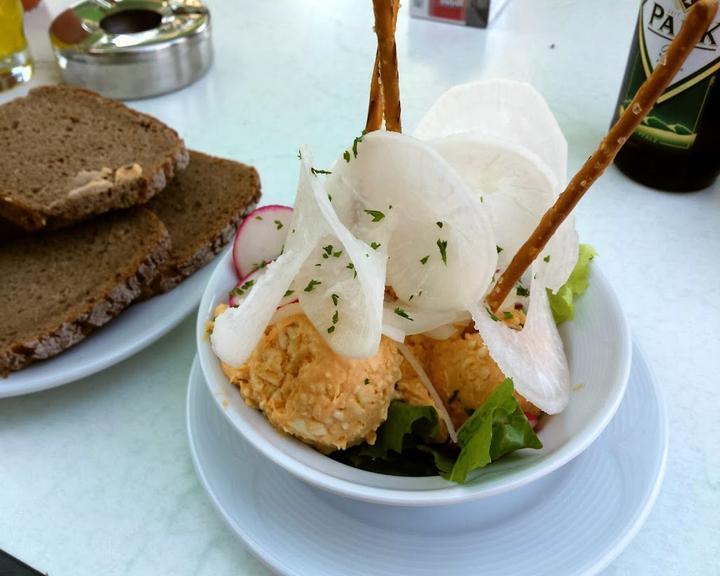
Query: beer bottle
xmin=613 ymin=1 xmax=720 ymax=191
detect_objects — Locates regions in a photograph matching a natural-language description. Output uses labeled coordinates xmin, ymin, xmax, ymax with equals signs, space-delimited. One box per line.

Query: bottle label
xmin=621 ymin=0 xmax=720 ymax=149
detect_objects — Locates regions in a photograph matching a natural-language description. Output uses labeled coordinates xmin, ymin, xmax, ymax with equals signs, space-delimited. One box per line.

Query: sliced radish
xmin=228 ymin=267 xmax=298 ymax=309
xmin=414 ymin=79 xmax=568 ymax=187
xmin=325 ymin=131 xmax=497 ymax=312
xmin=232 ymin=205 xmax=293 ymax=278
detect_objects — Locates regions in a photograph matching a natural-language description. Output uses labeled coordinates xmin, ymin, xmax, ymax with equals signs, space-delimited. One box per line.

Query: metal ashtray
xmin=49 ymin=0 xmax=212 ymax=99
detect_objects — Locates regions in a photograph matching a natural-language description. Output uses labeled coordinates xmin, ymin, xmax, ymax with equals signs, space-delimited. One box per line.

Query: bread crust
xmin=0 ymin=85 xmax=189 ymax=231
xmin=0 ymin=214 xmax=171 ymax=376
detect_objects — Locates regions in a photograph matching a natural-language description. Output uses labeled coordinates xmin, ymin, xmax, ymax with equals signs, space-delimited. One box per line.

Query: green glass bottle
xmin=613 ymin=1 xmax=720 ymax=191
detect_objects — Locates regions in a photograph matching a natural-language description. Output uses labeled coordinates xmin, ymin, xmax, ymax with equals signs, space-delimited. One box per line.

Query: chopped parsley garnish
xmin=255 ymin=215 xmax=263 ymax=221
xmin=346 ymin=262 xmax=357 ymax=278
xmin=364 ymin=378 xmax=370 ymax=386
xmin=352 ymin=133 xmax=364 ymax=158
xmin=420 ymin=255 xmax=430 ymax=265
xmin=436 ymin=221 xmax=443 ymax=229
xmin=310 ymin=167 xmax=332 ymax=176
xmin=274 ymin=220 xmax=284 ymax=230
xmin=230 ymin=279 xmax=255 ymax=298
xmin=408 ymin=294 xmax=414 ymax=301
xmin=496 ymin=245 xmax=503 ymax=253
xmin=394 ymin=307 xmax=414 ymax=321
xmin=543 ymin=254 xmax=551 ymax=262
xmin=332 ymin=310 xmax=339 ymax=324
xmin=485 ymin=306 xmax=499 ymax=321
xmin=343 ymin=150 xmax=351 ymax=163
xmin=328 ymin=193 xmax=333 ymax=202
xmin=370 ymin=241 xmax=381 ymax=250
xmin=503 ymin=311 xmax=513 ymax=320
xmin=304 ymin=279 xmax=322 ymax=292
xmin=251 ymin=260 xmax=267 ymax=272
xmin=388 ymin=204 xmax=393 ymax=210
xmin=297 ymin=149 xmax=302 ymax=160
xmin=437 ymin=239 xmax=448 ymax=265
xmin=331 ymin=293 xmax=340 ymax=306
xmin=283 ymin=289 xmax=295 ymax=298
xmin=516 ymin=286 xmax=530 ymax=297
xmin=448 ymin=389 xmax=459 ymax=403
xmin=327 ymin=325 xmax=336 ymax=334
xmin=322 ymin=244 xmax=334 ymax=259
xmin=364 ymin=209 xmax=385 ymax=222
xmin=333 ymin=250 xmax=342 ymax=258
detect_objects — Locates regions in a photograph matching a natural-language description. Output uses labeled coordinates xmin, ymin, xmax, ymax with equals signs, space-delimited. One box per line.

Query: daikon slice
xmin=471 ymin=265 xmax=570 ymax=414
xmin=430 ymin=134 xmax=579 ymax=296
xmin=383 ymin=302 xmax=470 ymax=337
xmin=211 ymin=147 xmax=336 ymax=366
xmin=414 ymin=79 xmax=568 ymax=186
xmin=326 ymin=131 xmax=497 ymax=312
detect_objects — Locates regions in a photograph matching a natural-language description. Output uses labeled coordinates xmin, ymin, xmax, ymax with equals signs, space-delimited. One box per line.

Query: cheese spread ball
xmin=222 ymin=314 xmax=403 ymax=453
xmin=398 ymin=312 xmax=540 ymax=430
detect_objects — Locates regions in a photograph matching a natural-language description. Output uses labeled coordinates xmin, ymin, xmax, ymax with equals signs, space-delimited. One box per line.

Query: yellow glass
xmin=0 ymin=0 xmax=32 ymax=91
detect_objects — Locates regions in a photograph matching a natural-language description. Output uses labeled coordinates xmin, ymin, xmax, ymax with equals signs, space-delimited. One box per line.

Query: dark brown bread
xmin=0 ymin=209 xmax=170 ymax=376
xmin=145 ymin=150 xmax=261 ymax=294
xmin=0 ymin=85 xmax=189 ymax=231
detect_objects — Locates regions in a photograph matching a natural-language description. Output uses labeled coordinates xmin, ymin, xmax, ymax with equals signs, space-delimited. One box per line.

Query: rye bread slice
xmin=144 ymin=150 xmax=261 ymax=294
xmin=0 ymin=208 xmax=170 ymax=376
xmin=0 ymin=85 xmax=189 ymax=231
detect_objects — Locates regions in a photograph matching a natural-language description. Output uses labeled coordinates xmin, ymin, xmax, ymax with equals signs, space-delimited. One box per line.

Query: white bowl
xmin=196 ymin=250 xmax=631 ymax=506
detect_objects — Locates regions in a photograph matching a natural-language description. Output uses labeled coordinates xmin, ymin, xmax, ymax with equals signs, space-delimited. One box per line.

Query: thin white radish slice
xmin=212 ymin=150 xmax=329 ymax=367
xmin=383 ymin=302 xmax=470 ymax=337
xmin=471 ymin=265 xmax=570 ymax=414
xmin=381 ymin=322 xmax=406 ymax=343
xmin=414 ymin=79 xmax=568 ymax=187
xmin=397 ymin=343 xmax=458 ymax=444
xmin=270 ymin=301 xmax=302 ymax=325
xmin=425 ymin=323 xmax=463 ymax=341
xmin=326 ymin=131 xmax=497 ymax=312
xmin=429 ymin=134 xmax=579 ymax=294
xmin=232 ymin=205 xmax=293 ymax=278
xmin=295 ymin=183 xmax=386 ymax=358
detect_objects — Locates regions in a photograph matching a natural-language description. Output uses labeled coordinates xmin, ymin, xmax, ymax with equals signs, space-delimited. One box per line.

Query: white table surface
xmin=2 ymin=1 xmax=719 ymax=574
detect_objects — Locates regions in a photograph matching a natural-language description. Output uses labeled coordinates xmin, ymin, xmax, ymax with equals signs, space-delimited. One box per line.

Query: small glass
xmin=0 ymin=0 xmax=33 ymax=92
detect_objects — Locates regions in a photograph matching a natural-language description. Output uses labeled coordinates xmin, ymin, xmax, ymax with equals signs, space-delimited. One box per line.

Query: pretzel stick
xmin=365 ymin=0 xmax=400 ymax=132
xmin=372 ymin=0 xmax=402 ymax=132
xmin=486 ymin=0 xmax=718 ymax=313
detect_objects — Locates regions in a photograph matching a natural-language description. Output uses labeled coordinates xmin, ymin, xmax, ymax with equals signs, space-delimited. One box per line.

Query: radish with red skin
xmin=233 ymin=205 xmax=293 ymax=278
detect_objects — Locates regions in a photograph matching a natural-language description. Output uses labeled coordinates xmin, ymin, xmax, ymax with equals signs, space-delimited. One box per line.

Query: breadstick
xmin=366 ymin=0 xmax=400 ymax=132
xmin=372 ymin=0 xmax=402 ymax=132
xmin=486 ymin=0 xmax=719 ymax=313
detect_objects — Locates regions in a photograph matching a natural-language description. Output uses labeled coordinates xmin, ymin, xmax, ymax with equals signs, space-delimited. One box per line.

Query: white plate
xmin=197 ymin=251 xmax=632 ymax=506
xmin=187 ymin=341 xmax=667 ymax=576
xmin=0 ymin=251 xmax=224 ymax=398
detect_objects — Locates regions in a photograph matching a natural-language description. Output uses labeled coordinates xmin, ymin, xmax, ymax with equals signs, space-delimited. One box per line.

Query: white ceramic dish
xmin=0 ymin=251 xmax=223 ymax=399
xmin=196 ymin=250 xmax=632 ymax=506
xmin=187 ymin=342 xmax=667 ymax=575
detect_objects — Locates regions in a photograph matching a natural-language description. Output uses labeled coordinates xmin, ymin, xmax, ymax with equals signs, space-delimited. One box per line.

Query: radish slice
xmin=228 ymin=268 xmax=298 ymax=309
xmin=414 ymin=79 xmax=568 ymax=187
xmin=326 ymin=131 xmax=497 ymax=312
xmin=232 ymin=205 xmax=293 ymax=278
xmin=471 ymin=263 xmax=570 ymax=414
xmin=212 ymin=151 xmax=329 ymax=367
xmin=382 ymin=302 xmax=470 ymax=337
xmin=270 ymin=301 xmax=302 ymax=325
xmin=397 ymin=343 xmax=458 ymax=444
xmin=429 ymin=134 xmax=579 ymax=295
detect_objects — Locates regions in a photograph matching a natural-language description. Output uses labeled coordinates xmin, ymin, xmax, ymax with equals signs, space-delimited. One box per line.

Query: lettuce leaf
xmin=331 ymin=401 xmax=444 ymax=476
xmin=332 ymin=380 xmax=542 ymax=483
xmin=547 ymin=243 xmax=596 ymax=324
xmin=447 ymin=378 xmax=542 ymax=483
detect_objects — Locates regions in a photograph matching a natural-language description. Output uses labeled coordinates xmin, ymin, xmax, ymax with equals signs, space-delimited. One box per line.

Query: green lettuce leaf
xmin=332 ymin=380 xmax=542 ymax=483
xmin=331 ymin=401 xmax=444 ymax=476
xmin=547 ymin=243 xmax=597 ymax=324
xmin=447 ymin=379 xmax=542 ymax=484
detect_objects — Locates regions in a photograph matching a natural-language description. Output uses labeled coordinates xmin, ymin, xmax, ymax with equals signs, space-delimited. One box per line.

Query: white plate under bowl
xmin=196 ymin=250 xmax=631 ymax=506
xmin=187 ymin=343 xmax=667 ymax=576
xmin=0 ymin=250 xmax=224 ymax=398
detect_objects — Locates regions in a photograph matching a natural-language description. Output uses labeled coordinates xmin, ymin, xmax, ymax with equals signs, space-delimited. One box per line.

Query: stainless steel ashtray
xmin=49 ymin=0 xmax=212 ymax=99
